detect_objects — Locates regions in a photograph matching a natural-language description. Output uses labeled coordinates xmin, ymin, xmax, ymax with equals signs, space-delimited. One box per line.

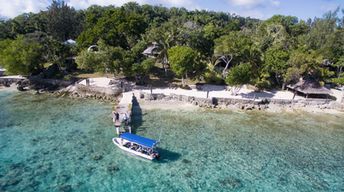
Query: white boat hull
xmin=112 ymin=138 xmax=155 ymax=160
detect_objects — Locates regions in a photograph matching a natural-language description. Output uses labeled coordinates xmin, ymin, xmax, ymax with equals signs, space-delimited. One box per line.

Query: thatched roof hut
xmin=287 ymin=79 xmax=332 ymax=98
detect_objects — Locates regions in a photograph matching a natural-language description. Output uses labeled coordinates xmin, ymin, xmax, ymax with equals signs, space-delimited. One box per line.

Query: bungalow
xmin=63 ymin=39 xmax=76 ymax=46
xmin=142 ymin=42 xmax=160 ymax=57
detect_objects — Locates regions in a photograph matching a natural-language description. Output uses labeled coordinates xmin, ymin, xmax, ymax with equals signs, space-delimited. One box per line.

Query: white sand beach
xmin=79 ymin=77 xmax=113 ymax=88
xmin=136 ymin=86 xmax=306 ymax=100
xmin=78 ymin=78 xmax=343 ymax=113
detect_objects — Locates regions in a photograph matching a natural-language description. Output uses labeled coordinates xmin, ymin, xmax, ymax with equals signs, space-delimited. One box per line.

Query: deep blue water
xmin=0 ymin=90 xmax=344 ymax=191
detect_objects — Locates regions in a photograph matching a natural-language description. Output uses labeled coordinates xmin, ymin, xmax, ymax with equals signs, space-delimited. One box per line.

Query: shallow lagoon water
xmin=0 ymin=90 xmax=344 ymax=191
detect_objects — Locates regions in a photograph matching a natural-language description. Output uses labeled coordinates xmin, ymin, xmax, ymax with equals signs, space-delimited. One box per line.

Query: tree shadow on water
xmin=156 ymin=148 xmax=181 ymax=163
xmin=131 ymin=95 xmax=142 ymax=134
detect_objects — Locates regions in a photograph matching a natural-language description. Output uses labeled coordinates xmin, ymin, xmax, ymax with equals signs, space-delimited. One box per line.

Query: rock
xmin=184 ymin=171 xmax=192 ymax=177
xmin=17 ymin=85 xmax=25 ymax=91
xmin=219 ymin=176 xmax=243 ymax=189
xmin=86 ymin=166 xmax=95 ymax=173
xmin=58 ymin=174 xmax=70 ymax=183
xmin=27 ymin=180 xmax=41 ymax=189
xmin=107 ymin=164 xmax=120 ymax=173
xmin=245 ymin=104 xmax=255 ymax=110
xmin=5 ymin=178 xmax=21 ymax=186
xmin=182 ymin=159 xmax=192 ymax=164
xmin=58 ymin=185 xmax=72 ymax=192
xmin=92 ymin=154 xmax=103 ymax=161
xmin=9 ymin=163 xmax=25 ymax=170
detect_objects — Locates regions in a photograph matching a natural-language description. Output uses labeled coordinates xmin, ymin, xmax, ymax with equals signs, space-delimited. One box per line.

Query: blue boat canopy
xmin=120 ymin=133 xmax=158 ymax=148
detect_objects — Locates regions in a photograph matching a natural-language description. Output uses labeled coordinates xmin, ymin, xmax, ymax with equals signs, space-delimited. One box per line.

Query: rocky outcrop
xmin=0 ymin=76 xmax=74 ymax=91
xmin=12 ymin=77 xmax=134 ymax=102
xmin=53 ymin=80 xmax=132 ymax=102
xmin=66 ymin=84 xmax=122 ymax=101
xmin=0 ymin=77 xmax=26 ymax=87
xmin=28 ymin=77 xmax=75 ymax=91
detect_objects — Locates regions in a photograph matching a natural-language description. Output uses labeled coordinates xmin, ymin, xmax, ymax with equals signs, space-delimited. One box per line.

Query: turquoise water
xmin=0 ymin=90 xmax=344 ymax=191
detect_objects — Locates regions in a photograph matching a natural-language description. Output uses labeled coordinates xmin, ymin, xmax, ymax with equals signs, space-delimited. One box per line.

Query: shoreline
xmin=137 ymin=98 xmax=344 ymax=115
xmin=134 ymin=89 xmax=344 ymax=114
xmin=1 ymin=85 xmax=343 ymax=115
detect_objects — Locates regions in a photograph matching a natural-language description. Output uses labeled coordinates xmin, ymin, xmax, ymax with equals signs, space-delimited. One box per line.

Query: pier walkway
xmin=113 ymin=91 xmax=134 ymax=133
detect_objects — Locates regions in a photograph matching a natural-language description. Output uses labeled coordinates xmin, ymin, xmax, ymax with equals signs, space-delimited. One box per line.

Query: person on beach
xmin=112 ymin=111 xmax=120 ymax=123
xmin=123 ymin=113 xmax=128 ymax=123
xmin=112 ymin=111 xmax=116 ymax=123
xmin=115 ymin=112 xmax=120 ymax=122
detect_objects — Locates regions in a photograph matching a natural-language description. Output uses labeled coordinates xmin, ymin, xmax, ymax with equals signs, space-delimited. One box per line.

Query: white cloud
xmin=0 ymin=0 xmax=49 ymax=18
xmin=158 ymin=0 xmax=200 ymax=9
xmin=229 ymin=0 xmax=280 ymax=8
xmin=234 ymin=9 xmax=264 ymax=19
xmin=228 ymin=0 xmax=280 ymax=19
xmin=230 ymin=0 xmax=263 ymax=7
xmin=0 ymin=0 xmax=199 ymax=18
xmin=67 ymin=0 xmax=147 ymax=10
xmin=159 ymin=0 xmax=192 ymax=6
xmin=271 ymin=0 xmax=280 ymax=6
xmin=68 ymin=0 xmax=199 ymax=10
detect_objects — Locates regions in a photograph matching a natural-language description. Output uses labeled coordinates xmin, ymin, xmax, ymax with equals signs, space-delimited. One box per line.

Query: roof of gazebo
xmin=287 ymin=79 xmax=332 ymax=95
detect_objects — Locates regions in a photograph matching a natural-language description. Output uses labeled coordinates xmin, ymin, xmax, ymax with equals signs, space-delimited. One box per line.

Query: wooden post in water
xmin=115 ymin=126 xmax=120 ymax=135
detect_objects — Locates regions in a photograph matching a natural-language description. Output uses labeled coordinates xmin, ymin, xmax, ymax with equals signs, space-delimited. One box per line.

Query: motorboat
xmin=113 ymin=133 xmax=159 ymax=160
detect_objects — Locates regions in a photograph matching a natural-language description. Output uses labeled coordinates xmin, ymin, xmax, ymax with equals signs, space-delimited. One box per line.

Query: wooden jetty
xmin=113 ymin=92 xmax=134 ymax=134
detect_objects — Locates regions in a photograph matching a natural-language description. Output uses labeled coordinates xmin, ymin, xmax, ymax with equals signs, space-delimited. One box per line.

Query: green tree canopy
xmin=225 ymin=63 xmax=253 ymax=86
xmin=285 ymin=49 xmax=333 ymax=83
xmin=168 ymin=46 xmax=203 ymax=84
xmin=47 ymin=0 xmax=83 ymax=41
xmin=214 ymin=31 xmax=260 ymax=66
xmin=0 ymin=36 xmax=44 ymax=75
xmin=263 ymin=47 xmax=290 ymax=87
xmin=75 ymin=40 xmax=132 ymax=75
xmin=0 ymin=1 xmax=342 ymax=89
xmin=77 ymin=6 xmax=147 ymax=49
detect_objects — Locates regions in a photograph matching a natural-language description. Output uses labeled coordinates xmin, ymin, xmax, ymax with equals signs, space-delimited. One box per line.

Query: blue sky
xmin=0 ymin=0 xmax=343 ymax=20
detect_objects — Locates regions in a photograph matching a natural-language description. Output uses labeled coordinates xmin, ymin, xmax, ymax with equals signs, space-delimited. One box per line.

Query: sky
xmin=0 ymin=0 xmax=343 ymax=20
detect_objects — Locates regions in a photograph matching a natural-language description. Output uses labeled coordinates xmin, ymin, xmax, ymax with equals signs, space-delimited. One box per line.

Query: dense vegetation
xmin=0 ymin=1 xmax=343 ymax=89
